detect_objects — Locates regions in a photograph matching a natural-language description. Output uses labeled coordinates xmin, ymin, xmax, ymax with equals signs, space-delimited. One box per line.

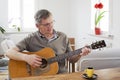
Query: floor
xmin=0 ymin=57 xmax=9 ymax=79
xmin=0 ymin=69 xmax=8 ymax=80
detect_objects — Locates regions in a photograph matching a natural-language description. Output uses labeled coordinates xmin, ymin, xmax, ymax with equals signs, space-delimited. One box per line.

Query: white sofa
xmin=78 ymin=48 xmax=120 ymax=71
xmin=0 ymin=39 xmax=14 ymax=70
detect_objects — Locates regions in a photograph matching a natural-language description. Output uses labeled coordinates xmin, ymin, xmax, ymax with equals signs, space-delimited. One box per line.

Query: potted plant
xmin=94 ymin=2 xmax=106 ymax=35
xmin=0 ymin=26 xmax=6 ymax=34
xmin=0 ymin=25 xmax=21 ymax=34
xmin=12 ymin=25 xmax=21 ymax=32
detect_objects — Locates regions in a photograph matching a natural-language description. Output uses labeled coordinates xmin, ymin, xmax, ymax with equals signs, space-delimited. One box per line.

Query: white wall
xmin=37 ymin=0 xmax=70 ymax=35
xmin=68 ymin=0 xmax=91 ymax=48
xmin=0 ymin=0 xmax=8 ymax=27
xmin=35 ymin=0 xmax=91 ymax=49
xmin=110 ymin=0 xmax=120 ymax=48
xmin=0 ymin=0 xmax=120 ymax=54
xmin=0 ymin=0 xmax=8 ymax=54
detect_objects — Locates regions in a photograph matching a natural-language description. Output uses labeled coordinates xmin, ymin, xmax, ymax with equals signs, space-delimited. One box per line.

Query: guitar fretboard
xmin=47 ymin=47 xmax=83 ymax=64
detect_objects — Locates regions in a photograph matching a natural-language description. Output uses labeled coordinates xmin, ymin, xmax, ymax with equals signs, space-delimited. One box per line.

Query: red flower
xmin=94 ymin=2 xmax=106 ymax=27
xmin=98 ymin=3 xmax=103 ymax=9
xmin=94 ymin=3 xmax=103 ymax=9
xmin=94 ymin=4 xmax=99 ymax=8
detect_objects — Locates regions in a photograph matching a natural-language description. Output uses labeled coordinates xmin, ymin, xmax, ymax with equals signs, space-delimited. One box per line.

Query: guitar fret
xmin=47 ymin=48 xmax=82 ymax=64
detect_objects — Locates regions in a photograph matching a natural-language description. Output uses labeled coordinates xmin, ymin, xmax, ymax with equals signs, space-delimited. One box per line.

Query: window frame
xmin=8 ymin=0 xmax=36 ymax=33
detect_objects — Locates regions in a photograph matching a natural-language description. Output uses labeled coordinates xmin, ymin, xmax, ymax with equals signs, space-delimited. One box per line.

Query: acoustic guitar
xmin=9 ymin=40 xmax=106 ymax=78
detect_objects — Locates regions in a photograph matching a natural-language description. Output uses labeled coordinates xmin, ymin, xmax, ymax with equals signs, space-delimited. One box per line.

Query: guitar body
xmin=9 ymin=47 xmax=59 ymax=78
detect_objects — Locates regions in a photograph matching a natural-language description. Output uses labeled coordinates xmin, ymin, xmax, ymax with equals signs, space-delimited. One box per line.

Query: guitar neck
xmin=47 ymin=40 xmax=106 ymax=64
xmin=47 ymin=46 xmax=90 ymax=64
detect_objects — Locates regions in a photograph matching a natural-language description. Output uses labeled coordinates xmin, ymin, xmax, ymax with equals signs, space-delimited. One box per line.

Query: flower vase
xmin=95 ymin=27 xmax=101 ymax=35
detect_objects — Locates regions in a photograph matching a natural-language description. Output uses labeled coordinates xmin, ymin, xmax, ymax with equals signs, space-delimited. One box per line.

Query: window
xmin=8 ymin=0 xmax=36 ymax=32
xmin=91 ymin=0 xmax=109 ymax=32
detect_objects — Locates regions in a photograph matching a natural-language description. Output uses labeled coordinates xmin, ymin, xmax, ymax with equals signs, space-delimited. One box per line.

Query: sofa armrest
xmin=78 ymin=57 xmax=120 ymax=71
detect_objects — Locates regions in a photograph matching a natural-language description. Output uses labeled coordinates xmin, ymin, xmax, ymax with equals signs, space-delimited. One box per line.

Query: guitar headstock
xmin=91 ymin=40 xmax=106 ymax=49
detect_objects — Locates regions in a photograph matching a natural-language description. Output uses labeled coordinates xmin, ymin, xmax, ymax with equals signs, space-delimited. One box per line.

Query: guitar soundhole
xmin=40 ymin=58 xmax=48 ymax=68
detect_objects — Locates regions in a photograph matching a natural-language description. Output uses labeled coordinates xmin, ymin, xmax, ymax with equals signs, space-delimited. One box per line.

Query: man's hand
xmin=24 ymin=54 xmax=42 ymax=68
xmin=80 ymin=47 xmax=91 ymax=56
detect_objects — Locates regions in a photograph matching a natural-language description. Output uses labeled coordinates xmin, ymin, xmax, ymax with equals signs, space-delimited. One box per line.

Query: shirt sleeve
xmin=16 ymin=34 xmax=31 ymax=52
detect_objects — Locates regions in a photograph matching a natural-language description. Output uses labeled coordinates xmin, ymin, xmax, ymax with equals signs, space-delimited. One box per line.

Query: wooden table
xmin=12 ymin=67 xmax=120 ymax=80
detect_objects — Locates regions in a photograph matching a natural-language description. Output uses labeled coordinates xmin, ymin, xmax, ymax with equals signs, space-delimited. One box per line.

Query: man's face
xmin=36 ymin=16 xmax=54 ymax=35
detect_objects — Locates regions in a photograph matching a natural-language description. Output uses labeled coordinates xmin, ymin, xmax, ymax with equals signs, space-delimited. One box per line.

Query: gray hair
xmin=34 ymin=9 xmax=52 ymax=24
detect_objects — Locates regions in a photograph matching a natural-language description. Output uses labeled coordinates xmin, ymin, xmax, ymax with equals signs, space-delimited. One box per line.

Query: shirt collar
xmin=38 ymin=29 xmax=58 ymax=40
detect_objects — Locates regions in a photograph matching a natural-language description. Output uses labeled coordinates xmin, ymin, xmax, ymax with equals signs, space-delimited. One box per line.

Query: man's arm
xmin=5 ymin=47 xmax=42 ymax=68
xmin=68 ymin=47 xmax=91 ymax=63
xmin=6 ymin=47 xmax=27 ymax=61
xmin=68 ymin=54 xmax=81 ymax=63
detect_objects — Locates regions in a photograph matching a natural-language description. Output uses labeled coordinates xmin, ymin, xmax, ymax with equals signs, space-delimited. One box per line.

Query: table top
xmin=12 ymin=67 xmax=120 ymax=80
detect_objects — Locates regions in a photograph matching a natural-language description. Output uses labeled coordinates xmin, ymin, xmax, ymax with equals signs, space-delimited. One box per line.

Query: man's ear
xmin=36 ymin=24 xmax=39 ymax=28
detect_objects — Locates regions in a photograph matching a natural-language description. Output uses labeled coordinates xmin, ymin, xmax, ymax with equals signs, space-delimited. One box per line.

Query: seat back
xmin=68 ymin=38 xmax=75 ymax=72
xmin=1 ymin=39 xmax=15 ymax=53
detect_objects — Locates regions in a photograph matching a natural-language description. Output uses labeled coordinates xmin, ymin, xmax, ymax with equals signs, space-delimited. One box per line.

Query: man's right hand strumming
xmin=24 ymin=54 xmax=42 ymax=68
